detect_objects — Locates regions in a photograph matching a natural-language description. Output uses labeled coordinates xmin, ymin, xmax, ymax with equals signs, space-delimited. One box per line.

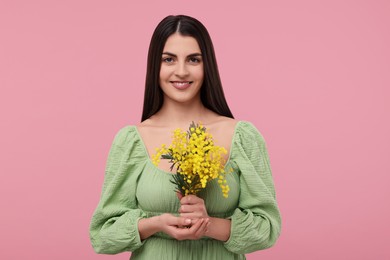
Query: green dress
xmin=90 ymin=121 xmax=281 ymax=259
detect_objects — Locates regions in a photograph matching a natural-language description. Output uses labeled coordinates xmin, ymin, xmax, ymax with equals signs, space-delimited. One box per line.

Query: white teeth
xmin=171 ymin=81 xmax=191 ymax=87
xmin=170 ymin=81 xmax=192 ymax=90
xmin=173 ymin=81 xmax=189 ymax=84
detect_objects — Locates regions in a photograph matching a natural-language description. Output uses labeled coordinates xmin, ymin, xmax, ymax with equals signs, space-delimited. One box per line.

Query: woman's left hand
xmin=178 ymin=194 xmax=209 ymax=223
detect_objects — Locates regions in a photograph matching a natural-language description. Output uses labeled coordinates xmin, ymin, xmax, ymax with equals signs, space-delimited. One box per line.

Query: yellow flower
xmin=152 ymin=121 xmax=230 ymax=198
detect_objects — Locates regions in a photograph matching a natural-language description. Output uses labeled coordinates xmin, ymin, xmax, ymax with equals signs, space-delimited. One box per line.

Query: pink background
xmin=1 ymin=0 xmax=389 ymax=259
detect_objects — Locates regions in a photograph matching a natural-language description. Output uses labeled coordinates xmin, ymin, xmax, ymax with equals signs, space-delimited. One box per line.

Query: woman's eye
xmin=163 ymin=57 xmax=174 ymax=63
xmin=189 ymin=57 xmax=200 ymax=63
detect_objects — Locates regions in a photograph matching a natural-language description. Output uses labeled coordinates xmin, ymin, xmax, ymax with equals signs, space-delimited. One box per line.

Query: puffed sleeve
xmin=224 ymin=121 xmax=281 ymax=254
xmin=89 ymin=126 xmax=147 ymax=254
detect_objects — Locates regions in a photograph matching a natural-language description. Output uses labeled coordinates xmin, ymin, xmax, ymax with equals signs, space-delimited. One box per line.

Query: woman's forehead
xmin=162 ymin=33 xmax=201 ymax=54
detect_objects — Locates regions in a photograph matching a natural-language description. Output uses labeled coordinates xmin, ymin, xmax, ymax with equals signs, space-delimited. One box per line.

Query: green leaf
xmin=161 ymin=154 xmax=173 ymax=160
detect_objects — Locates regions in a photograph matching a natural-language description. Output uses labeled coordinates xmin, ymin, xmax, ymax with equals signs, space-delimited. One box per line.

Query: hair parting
xmin=175 ymin=20 xmax=181 ymax=33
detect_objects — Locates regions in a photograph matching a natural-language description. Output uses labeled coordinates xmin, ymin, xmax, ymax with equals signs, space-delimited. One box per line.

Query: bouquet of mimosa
xmin=152 ymin=122 xmax=230 ymax=198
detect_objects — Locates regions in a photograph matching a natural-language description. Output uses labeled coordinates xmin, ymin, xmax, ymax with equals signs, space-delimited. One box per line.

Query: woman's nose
xmin=174 ymin=62 xmax=189 ymax=77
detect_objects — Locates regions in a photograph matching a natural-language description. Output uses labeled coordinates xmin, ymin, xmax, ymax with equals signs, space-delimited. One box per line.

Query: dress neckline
xmin=132 ymin=121 xmax=242 ymax=175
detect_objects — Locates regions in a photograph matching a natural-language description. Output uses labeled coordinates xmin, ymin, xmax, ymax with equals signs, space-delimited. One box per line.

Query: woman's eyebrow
xmin=162 ymin=52 xmax=202 ymax=57
xmin=188 ymin=53 xmax=202 ymax=57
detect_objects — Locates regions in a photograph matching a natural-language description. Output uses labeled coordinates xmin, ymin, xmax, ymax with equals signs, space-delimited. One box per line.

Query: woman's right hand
xmin=158 ymin=213 xmax=210 ymax=240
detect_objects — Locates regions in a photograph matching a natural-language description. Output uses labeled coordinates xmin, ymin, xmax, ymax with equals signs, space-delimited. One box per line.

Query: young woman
xmin=90 ymin=15 xmax=281 ymax=259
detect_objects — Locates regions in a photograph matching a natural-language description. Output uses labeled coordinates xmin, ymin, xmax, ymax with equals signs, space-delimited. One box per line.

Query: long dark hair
xmin=141 ymin=15 xmax=234 ymax=121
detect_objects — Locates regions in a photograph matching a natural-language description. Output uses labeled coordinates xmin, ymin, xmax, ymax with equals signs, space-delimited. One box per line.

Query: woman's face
xmin=159 ymin=33 xmax=204 ymax=105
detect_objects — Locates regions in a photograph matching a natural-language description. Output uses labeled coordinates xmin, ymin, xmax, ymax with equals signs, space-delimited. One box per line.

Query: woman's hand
xmin=176 ymin=194 xmax=231 ymax=242
xmin=158 ymin=213 xmax=209 ymax=240
xmin=178 ymin=194 xmax=209 ymax=224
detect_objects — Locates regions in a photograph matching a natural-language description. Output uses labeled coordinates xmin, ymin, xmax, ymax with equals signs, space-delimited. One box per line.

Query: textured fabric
xmin=89 ymin=121 xmax=281 ymax=259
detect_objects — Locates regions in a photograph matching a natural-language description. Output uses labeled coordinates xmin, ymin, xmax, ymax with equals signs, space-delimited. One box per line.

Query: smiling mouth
xmin=170 ymin=81 xmax=193 ymax=89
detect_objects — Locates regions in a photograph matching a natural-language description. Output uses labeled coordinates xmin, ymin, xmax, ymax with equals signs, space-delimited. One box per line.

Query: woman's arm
xmin=221 ymin=122 xmax=281 ymax=254
xmin=90 ymin=127 xmax=147 ymax=254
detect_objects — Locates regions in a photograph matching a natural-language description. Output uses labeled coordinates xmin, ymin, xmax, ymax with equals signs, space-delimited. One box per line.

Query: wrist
xmin=154 ymin=215 xmax=163 ymax=233
xmin=138 ymin=215 xmax=162 ymax=240
xmin=206 ymin=217 xmax=231 ymax=242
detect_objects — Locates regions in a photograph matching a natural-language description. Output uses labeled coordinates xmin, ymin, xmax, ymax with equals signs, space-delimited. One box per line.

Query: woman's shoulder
xmin=208 ymin=117 xmax=260 ymax=136
xmin=235 ymin=120 xmax=261 ymax=133
xmin=212 ymin=116 xmax=238 ymax=127
xmin=109 ymin=124 xmax=140 ymax=147
xmin=136 ymin=118 xmax=153 ymax=128
xmin=196 ymin=115 xmax=235 ymax=136
xmin=233 ymin=120 xmax=267 ymax=149
xmin=107 ymin=124 xmax=150 ymax=160
xmin=114 ymin=124 xmax=137 ymax=136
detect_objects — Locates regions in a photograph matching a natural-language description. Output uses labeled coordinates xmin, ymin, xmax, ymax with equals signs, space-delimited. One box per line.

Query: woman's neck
xmin=151 ymin=98 xmax=212 ymax=127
